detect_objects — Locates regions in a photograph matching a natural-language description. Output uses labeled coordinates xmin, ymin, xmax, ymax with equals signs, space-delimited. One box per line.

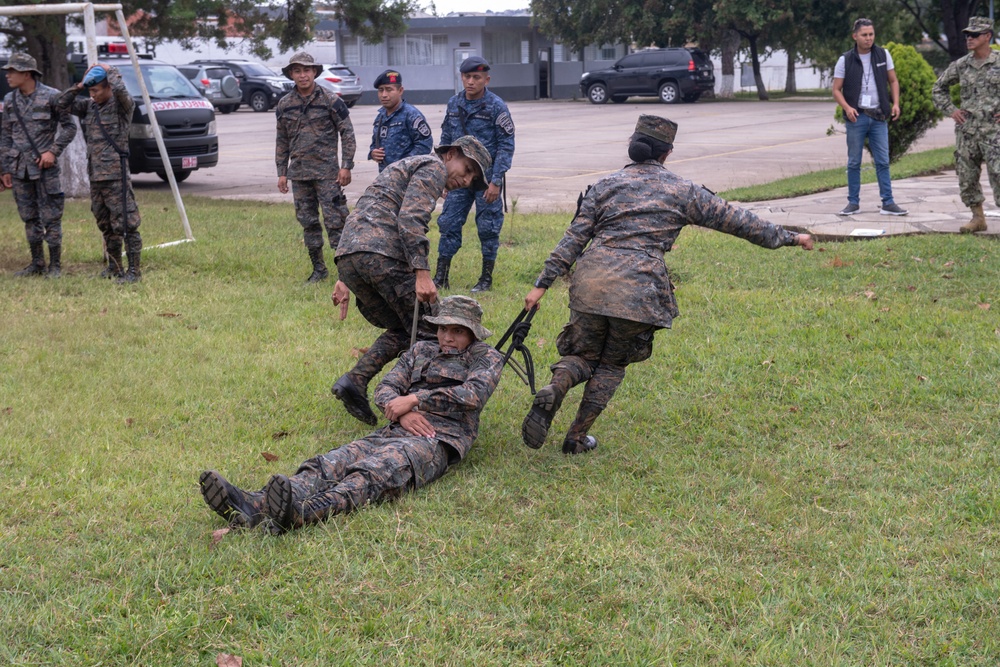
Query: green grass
xmin=719 ymin=146 xmax=956 ymax=202
xmin=2 ymin=192 xmax=999 ymax=665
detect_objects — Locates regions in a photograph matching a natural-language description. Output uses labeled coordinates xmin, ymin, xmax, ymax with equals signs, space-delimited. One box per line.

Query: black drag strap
xmin=494 ymin=307 xmax=538 ymax=395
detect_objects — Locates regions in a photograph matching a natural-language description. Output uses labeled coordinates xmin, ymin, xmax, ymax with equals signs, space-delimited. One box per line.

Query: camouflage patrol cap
xmin=2 ymin=53 xmax=42 ymax=77
xmin=424 ymin=295 xmax=492 ymax=340
xmin=635 ymin=114 xmax=678 ymax=145
xmin=435 ymin=135 xmax=493 ymax=192
xmin=281 ymin=51 xmax=323 ymax=79
xmin=963 ymin=17 xmax=994 ymax=34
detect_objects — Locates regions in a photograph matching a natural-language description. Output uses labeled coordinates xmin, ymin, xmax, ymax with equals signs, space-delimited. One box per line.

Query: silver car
xmin=178 ymin=64 xmax=242 ymax=114
xmin=316 ymin=64 xmax=362 ymax=107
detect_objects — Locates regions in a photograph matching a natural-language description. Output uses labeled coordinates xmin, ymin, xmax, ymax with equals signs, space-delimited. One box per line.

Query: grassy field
xmin=719 ymin=147 xmax=956 ymax=202
xmin=2 ymin=191 xmax=999 ymax=665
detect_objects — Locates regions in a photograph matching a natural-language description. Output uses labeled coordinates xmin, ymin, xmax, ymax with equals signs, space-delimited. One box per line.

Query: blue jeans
xmin=846 ymin=113 xmax=894 ymax=206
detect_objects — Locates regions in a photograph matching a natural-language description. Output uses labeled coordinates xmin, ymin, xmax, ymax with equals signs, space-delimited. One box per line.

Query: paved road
xmin=132 ymin=98 xmax=958 ymax=213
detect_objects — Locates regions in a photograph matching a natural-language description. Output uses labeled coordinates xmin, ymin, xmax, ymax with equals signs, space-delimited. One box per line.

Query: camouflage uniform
xmin=199 ymin=297 xmax=502 ymax=533
xmin=529 ymin=149 xmax=798 ymax=453
xmin=1 ymin=56 xmax=77 ymax=275
xmin=437 ymin=86 xmax=515 ymax=264
xmin=275 ymin=83 xmax=356 ymax=270
xmin=334 ymin=154 xmax=450 ymax=392
xmin=370 ymin=100 xmax=433 ymax=172
xmin=57 ymin=67 xmax=142 ymax=278
xmin=277 ymin=339 xmax=503 ymax=526
xmin=932 ymin=44 xmax=1000 ymax=208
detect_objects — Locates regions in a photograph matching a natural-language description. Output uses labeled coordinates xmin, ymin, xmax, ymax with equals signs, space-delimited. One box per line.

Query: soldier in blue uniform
xmin=369 ymin=69 xmax=433 ymax=172
xmin=434 ymin=56 xmax=515 ymax=292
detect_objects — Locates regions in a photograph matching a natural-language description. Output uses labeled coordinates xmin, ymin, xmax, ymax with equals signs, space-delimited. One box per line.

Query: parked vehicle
xmin=103 ymin=55 xmax=219 ymax=182
xmin=191 ymin=59 xmax=292 ymax=112
xmin=316 ymin=64 xmax=362 ymax=107
xmin=580 ymin=48 xmax=715 ymax=105
xmin=177 ymin=64 xmax=241 ymax=113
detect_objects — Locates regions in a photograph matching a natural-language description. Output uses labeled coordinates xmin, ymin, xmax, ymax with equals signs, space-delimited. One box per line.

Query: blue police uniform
xmin=369 ymin=101 xmax=433 ymax=172
xmin=437 ymin=89 xmax=515 ymax=264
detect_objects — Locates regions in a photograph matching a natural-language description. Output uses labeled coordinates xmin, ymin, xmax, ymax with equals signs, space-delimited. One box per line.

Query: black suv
xmin=191 ymin=59 xmax=292 ymax=112
xmin=580 ymin=48 xmax=715 ymax=104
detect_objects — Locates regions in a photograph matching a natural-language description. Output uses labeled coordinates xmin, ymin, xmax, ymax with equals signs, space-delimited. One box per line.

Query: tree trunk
xmin=748 ymin=34 xmax=769 ymax=101
xmin=784 ymin=50 xmax=797 ymax=94
xmin=719 ymin=30 xmax=740 ymax=98
xmin=942 ymin=0 xmax=976 ymax=61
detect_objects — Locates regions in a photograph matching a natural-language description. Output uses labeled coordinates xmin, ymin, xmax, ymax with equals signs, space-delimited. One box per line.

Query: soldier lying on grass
xmin=200 ymin=296 xmax=503 ymax=534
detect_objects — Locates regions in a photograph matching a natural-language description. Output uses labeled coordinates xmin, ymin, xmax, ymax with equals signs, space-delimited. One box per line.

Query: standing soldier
xmin=932 ymin=16 xmax=1000 ymax=233
xmin=434 ymin=56 xmax=515 ymax=293
xmin=56 ymin=64 xmax=143 ymax=283
xmin=2 ymin=53 xmax=77 ymax=278
xmin=275 ymin=52 xmax=356 ymax=282
xmin=369 ymin=69 xmax=433 ymax=172
xmin=330 ymin=136 xmax=491 ymax=426
xmin=521 ymin=115 xmax=813 ymax=455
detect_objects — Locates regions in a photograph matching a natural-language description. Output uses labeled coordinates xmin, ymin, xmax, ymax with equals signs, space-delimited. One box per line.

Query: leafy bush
xmin=834 ymin=42 xmax=942 ymax=163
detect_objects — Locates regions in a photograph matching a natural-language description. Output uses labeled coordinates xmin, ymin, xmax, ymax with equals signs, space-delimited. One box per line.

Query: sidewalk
xmin=743 ymin=170 xmax=1000 ymax=240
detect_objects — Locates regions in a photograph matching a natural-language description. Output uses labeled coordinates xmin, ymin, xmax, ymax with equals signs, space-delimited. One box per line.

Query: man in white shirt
xmin=832 ymin=18 xmax=907 ymax=216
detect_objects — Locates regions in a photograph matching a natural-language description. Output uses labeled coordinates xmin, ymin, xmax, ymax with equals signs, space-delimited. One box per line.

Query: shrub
xmin=834 ymin=42 xmax=942 ymax=163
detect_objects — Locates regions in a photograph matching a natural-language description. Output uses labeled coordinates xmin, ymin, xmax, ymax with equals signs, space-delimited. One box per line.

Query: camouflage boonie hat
xmin=424 ymin=295 xmax=492 ymax=340
xmin=435 ymin=135 xmax=493 ymax=192
xmin=963 ymin=16 xmax=994 ymax=34
xmin=2 ymin=53 xmax=42 ymax=77
xmin=635 ymin=114 xmax=678 ymax=145
xmin=281 ymin=51 xmax=322 ymax=79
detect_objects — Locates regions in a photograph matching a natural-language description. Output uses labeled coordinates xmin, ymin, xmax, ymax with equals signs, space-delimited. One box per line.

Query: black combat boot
xmin=118 ymin=240 xmax=142 ymax=284
xmin=14 ymin=241 xmax=46 ymax=277
xmin=331 ymin=372 xmax=378 ymax=426
xmin=521 ymin=356 xmax=594 ymax=449
xmin=46 ymin=245 xmax=62 ymax=278
xmin=306 ymin=246 xmax=329 ymax=283
xmin=432 ymin=256 xmax=451 ymax=289
xmin=264 ymin=473 xmax=348 ymax=535
xmin=470 ymin=258 xmax=495 ymax=293
xmin=103 ymin=238 xmax=125 ymax=280
xmin=199 ymin=470 xmax=267 ymax=528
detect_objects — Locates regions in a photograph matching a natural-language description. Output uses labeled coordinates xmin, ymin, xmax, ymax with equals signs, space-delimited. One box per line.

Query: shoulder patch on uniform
xmin=414 ymin=116 xmax=432 ymax=137
xmin=496 ymin=111 xmax=514 ymax=135
xmin=334 ymin=97 xmax=350 ymax=119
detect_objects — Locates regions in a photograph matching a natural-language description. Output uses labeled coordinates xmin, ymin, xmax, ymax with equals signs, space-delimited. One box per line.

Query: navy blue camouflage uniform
xmin=437 ymin=90 xmax=515 ymax=262
xmin=370 ymin=101 xmax=433 ymax=172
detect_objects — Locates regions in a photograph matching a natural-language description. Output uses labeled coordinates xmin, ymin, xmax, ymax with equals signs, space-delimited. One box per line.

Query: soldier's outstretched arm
xmin=687 ymin=183 xmax=810 ymax=250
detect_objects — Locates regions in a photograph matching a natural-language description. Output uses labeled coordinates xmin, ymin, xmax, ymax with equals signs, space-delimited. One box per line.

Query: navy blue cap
xmin=373 ymin=70 xmax=403 ymax=88
xmin=459 ymin=56 xmax=491 ymax=73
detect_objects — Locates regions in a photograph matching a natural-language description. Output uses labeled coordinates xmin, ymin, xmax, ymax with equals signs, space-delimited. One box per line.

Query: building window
xmin=584 ymin=43 xmax=625 ymax=61
xmin=387 ymin=34 xmax=449 ymax=66
xmin=553 ymin=44 xmax=580 ymax=62
xmin=342 ymin=36 xmax=386 ymax=67
xmin=485 ymin=32 xmax=531 ymax=64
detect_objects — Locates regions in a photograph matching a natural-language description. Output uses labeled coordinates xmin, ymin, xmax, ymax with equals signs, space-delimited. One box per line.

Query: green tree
xmin=0 ymin=0 xmax=415 ymax=86
xmin=833 ymin=42 xmax=941 ymax=163
xmin=895 ymin=0 xmax=990 ymax=61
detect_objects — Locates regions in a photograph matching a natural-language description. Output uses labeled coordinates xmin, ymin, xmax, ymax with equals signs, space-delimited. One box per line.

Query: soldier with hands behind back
xmin=275 ymin=52 xmax=356 ymax=282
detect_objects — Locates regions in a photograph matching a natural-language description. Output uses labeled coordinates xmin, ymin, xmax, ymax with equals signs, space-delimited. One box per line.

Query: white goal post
xmin=0 ymin=2 xmax=194 ymax=246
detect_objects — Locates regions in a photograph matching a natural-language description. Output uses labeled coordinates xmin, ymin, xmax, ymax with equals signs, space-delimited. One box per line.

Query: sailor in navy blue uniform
xmin=369 ymin=69 xmax=433 ymax=173
xmin=433 ymin=56 xmax=515 ymax=293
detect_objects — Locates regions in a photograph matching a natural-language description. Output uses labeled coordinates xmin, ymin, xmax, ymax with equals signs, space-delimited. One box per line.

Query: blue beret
xmin=373 ymin=70 xmax=403 ymax=88
xmin=459 ymin=56 xmax=491 ymax=73
xmin=82 ymin=67 xmax=108 ymax=88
